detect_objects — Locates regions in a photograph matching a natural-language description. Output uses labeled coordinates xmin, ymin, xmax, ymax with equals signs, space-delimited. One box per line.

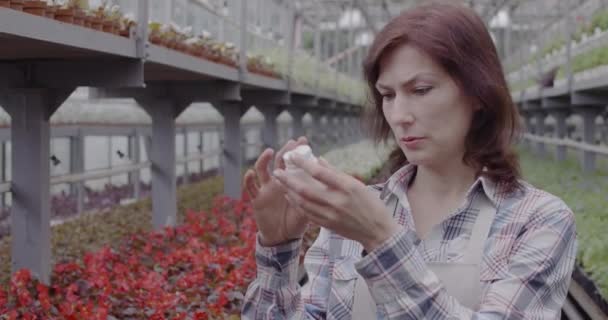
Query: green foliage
xmin=554 ymin=44 xmax=608 ymax=80
xmin=518 ymin=147 xmax=608 ymax=299
xmin=250 ymin=46 xmax=366 ymax=104
xmin=508 ymin=78 xmax=535 ymax=92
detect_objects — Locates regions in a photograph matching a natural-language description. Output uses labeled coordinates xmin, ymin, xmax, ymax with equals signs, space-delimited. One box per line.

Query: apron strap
xmin=462 ymin=194 xmax=495 ymax=264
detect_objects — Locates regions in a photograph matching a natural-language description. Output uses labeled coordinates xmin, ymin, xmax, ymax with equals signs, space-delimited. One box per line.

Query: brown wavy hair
xmin=362 ymin=2 xmax=522 ymax=192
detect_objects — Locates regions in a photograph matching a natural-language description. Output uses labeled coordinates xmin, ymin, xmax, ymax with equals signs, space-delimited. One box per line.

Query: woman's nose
xmin=392 ymin=95 xmax=415 ymax=125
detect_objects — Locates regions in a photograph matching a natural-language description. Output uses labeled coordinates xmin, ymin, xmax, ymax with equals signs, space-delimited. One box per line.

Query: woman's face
xmin=376 ymin=44 xmax=477 ymax=168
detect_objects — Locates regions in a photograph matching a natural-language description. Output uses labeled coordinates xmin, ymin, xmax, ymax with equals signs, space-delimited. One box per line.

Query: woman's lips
xmin=400 ymin=137 xmax=425 ymax=148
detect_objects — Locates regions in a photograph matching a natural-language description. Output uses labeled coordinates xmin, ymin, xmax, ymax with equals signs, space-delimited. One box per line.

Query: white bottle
xmin=282 ymin=145 xmax=317 ymax=171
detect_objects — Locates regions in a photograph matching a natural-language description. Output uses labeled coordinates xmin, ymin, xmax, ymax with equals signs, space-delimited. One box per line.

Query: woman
xmin=241 ymin=2 xmax=577 ymax=319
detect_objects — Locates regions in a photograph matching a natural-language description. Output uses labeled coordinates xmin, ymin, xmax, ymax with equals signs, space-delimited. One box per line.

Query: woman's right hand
xmin=244 ymin=137 xmax=311 ymax=247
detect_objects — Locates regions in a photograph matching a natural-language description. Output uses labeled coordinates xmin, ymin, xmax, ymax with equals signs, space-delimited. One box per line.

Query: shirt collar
xmin=379 ymin=163 xmax=501 ymax=207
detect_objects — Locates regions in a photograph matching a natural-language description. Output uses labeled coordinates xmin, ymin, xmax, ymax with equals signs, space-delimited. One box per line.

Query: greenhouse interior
xmin=0 ymin=0 xmax=608 ymax=318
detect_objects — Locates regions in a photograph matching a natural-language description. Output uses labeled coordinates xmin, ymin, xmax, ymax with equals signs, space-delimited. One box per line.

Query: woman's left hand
xmin=272 ymin=155 xmax=401 ymax=252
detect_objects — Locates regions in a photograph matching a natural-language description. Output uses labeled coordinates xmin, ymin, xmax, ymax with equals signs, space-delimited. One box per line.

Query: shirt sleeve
xmin=354 ymin=199 xmax=578 ymax=319
xmin=241 ymin=227 xmax=334 ymax=319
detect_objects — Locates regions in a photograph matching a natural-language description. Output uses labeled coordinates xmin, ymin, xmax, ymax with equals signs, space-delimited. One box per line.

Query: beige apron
xmin=352 ymin=196 xmax=495 ymax=319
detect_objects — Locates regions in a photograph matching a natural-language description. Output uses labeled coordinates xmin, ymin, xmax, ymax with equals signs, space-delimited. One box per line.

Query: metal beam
xmin=0 ymin=60 xmax=144 ymax=89
xmin=353 ymin=0 xmax=378 ymax=34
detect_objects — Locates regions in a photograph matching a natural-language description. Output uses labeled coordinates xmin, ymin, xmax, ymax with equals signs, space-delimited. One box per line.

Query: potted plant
xmin=54 ymin=6 xmax=76 ymax=23
xmin=148 ymin=22 xmax=164 ymax=45
xmin=88 ymin=13 xmax=102 ymax=30
xmin=45 ymin=3 xmax=57 ymax=18
xmin=107 ymin=5 xmax=123 ymax=35
xmin=119 ymin=13 xmax=136 ymax=38
xmin=185 ymin=37 xmax=204 ymax=57
xmin=65 ymin=0 xmax=87 ymax=26
xmin=23 ymin=1 xmax=47 ymax=17
xmin=9 ymin=0 xmax=24 ymax=11
xmin=91 ymin=2 xmax=114 ymax=33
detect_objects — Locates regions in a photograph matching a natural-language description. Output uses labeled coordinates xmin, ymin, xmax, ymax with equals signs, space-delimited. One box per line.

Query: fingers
xmin=274 ymin=136 xmax=311 ymax=171
xmin=255 ymin=148 xmax=274 ymax=184
xmin=296 ymin=136 xmax=308 ymax=146
xmin=274 ymin=169 xmax=334 ymax=209
xmin=244 ymin=169 xmax=260 ymax=199
xmin=317 ymin=156 xmax=333 ymax=169
xmin=285 ymin=190 xmax=334 ymax=227
xmin=289 ymin=156 xmax=347 ymax=190
xmin=274 ymin=139 xmax=296 ymax=170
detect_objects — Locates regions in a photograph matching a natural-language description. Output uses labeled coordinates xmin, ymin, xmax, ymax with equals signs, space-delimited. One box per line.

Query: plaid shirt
xmin=241 ymin=164 xmax=577 ymax=319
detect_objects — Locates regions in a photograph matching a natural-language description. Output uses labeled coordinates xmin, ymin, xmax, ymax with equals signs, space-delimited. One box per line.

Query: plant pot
xmin=102 ymin=19 xmax=114 ymax=33
xmin=9 ymin=0 xmax=24 ymax=11
xmin=55 ymin=7 xmax=75 ymax=24
xmin=89 ymin=16 xmax=102 ymax=31
xmin=22 ymin=0 xmax=46 ymax=16
xmin=119 ymin=28 xmax=130 ymax=38
xmin=112 ymin=22 xmax=121 ymax=35
xmin=185 ymin=46 xmax=198 ymax=56
xmin=45 ymin=6 xmax=56 ymax=18
xmin=149 ymin=34 xmax=163 ymax=45
xmin=0 ymin=0 xmax=9 ymax=8
xmin=177 ymin=42 xmax=188 ymax=53
xmin=72 ymin=9 xmax=85 ymax=26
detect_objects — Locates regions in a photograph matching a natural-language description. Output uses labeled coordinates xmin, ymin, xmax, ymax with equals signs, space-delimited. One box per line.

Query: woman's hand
xmin=243 ymin=137 xmax=311 ymax=247
xmin=272 ymin=155 xmax=401 ymax=253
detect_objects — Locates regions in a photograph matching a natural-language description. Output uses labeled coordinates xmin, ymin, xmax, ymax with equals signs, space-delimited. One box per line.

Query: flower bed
xmin=0 ymin=194 xmax=256 ymax=319
xmin=0 ymin=176 xmax=225 ymax=286
xmin=0 ymin=141 xmax=385 ymax=318
xmin=0 ymin=169 xmax=220 ymax=240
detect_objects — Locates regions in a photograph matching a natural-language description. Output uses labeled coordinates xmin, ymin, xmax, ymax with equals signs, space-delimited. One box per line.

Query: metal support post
xmin=130 ymin=133 xmax=142 ymax=199
xmin=137 ymin=97 xmax=190 ymax=229
xmin=288 ymin=107 xmax=306 ymax=139
xmin=70 ymin=129 xmax=85 ymax=215
xmin=183 ymin=128 xmax=190 ymax=185
xmin=214 ymin=102 xmax=250 ymax=199
xmin=578 ymin=107 xmax=602 ymax=172
xmin=199 ymin=131 xmax=204 ymax=173
xmin=553 ymin=110 xmax=569 ymax=162
xmin=311 ymin=110 xmax=324 ymax=150
xmin=260 ymin=106 xmax=283 ymax=150
xmin=1 ymin=88 xmax=72 ymax=284
xmin=535 ymin=110 xmax=547 ymax=157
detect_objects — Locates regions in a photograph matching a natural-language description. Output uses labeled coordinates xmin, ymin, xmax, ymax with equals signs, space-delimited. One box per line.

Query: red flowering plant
xmin=0 ymin=170 xmax=374 ymax=319
xmin=0 ymin=193 xmax=257 ymax=319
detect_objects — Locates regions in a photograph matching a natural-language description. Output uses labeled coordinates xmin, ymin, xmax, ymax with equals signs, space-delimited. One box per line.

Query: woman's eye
xmin=413 ymin=87 xmax=432 ymax=95
xmin=381 ymin=93 xmax=395 ymax=100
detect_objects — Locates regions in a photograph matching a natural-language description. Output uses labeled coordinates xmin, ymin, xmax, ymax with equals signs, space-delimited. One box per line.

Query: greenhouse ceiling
xmin=293 ymin=0 xmax=575 ymax=58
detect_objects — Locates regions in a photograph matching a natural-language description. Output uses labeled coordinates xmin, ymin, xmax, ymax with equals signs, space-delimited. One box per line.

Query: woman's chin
xmin=402 ymin=150 xmax=429 ymax=166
